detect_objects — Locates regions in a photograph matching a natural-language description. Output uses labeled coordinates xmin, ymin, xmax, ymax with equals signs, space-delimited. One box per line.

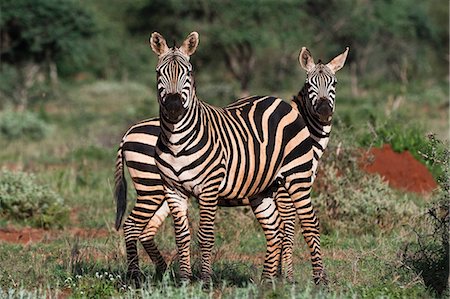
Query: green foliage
xmin=315 ymin=144 xmax=419 ymax=235
xmin=113 ymin=0 xmax=448 ymax=97
xmin=402 ymin=196 xmax=449 ymax=297
xmin=64 ymin=272 xmax=120 ymax=298
xmin=419 ymin=134 xmax=450 ymax=183
xmin=0 ymin=0 xmax=97 ymax=65
xmin=211 ymin=261 xmax=255 ymax=287
xmin=0 ymin=109 xmax=51 ymax=140
xmin=0 ymin=64 xmax=20 ymax=101
xmin=0 ymin=170 xmax=69 ymax=228
xmin=401 ymin=137 xmax=449 ymax=297
xmin=321 ymin=0 xmax=447 ymax=83
xmin=357 ymin=116 xmax=427 ymax=152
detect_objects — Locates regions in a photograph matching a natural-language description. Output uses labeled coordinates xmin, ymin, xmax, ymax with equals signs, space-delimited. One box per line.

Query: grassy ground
xmin=0 ymin=78 xmax=448 ymax=298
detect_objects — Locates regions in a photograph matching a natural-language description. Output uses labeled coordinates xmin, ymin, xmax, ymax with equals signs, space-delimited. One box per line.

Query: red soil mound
xmin=360 ymin=144 xmax=437 ymax=194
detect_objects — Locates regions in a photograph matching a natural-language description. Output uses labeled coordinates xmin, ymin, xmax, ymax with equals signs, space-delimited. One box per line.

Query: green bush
xmin=0 ymin=170 xmax=69 ymax=228
xmin=401 ymin=137 xmax=449 ymax=297
xmin=314 ymin=144 xmax=419 ymax=235
xmin=0 ymin=109 xmax=51 ymax=140
xmin=0 ymin=65 xmax=20 ymax=103
xmin=358 ymin=116 xmax=427 ymax=155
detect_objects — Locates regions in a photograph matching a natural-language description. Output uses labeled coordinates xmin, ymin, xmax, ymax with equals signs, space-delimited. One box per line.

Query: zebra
xmin=115 ymin=38 xmax=349 ymax=283
xmin=152 ymin=30 xmax=326 ymax=284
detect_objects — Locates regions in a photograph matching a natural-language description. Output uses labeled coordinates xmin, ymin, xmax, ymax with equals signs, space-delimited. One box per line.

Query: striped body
xmin=157 ymin=95 xmax=312 ymax=199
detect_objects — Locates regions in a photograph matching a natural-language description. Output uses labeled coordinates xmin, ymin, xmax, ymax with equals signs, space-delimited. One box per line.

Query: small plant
xmin=401 ymin=135 xmax=449 ymax=297
xmin=0 ymin=109 xmax=51 ymax=140
xmin=64 ymin=272 xmax=122 ymax=298
xmin=0 ymin=170 xmax=69 ymax=228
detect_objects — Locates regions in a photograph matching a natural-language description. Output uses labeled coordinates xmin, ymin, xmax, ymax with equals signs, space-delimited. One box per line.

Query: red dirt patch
xmin=360 ymin=144 xmax=437 ymax=194
xmin=0 ymin=227 xmax=109 ymax=245
xmin=0 ymin=227 xmax=49 ymax=244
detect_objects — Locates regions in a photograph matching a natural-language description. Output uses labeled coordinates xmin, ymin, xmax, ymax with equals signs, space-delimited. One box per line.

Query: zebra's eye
xmin=187 ymin=70 xmax=193 ymax=76
xmin=332 ymin=81 xmax=337 ymax=87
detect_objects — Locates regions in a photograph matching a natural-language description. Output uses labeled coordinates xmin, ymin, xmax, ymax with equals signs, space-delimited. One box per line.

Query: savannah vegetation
xmin=0 ymin=0 xmax=448 ymax=298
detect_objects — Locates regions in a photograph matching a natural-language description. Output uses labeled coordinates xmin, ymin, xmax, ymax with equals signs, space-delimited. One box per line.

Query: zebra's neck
xmin=159 ymin=94 xmax=209 ymax=154
xmin=291 ymin=85 xmax=332 ymax=160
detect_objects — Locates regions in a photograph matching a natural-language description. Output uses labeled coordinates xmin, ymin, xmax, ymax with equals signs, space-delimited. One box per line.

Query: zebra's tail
xmin=114 ymin=141 xmax=127 ymax=231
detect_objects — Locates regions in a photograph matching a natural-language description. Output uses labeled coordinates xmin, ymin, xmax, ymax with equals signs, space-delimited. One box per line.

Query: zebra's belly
xmin=217 ymin=166 xmax=281 ymax=200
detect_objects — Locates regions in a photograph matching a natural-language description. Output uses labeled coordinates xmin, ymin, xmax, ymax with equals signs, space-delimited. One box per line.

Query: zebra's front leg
xmin=165 ymin=187 xmax=192 ymax=282
xmin=197 ymin=194 xmax=218 ymax=285
xmin=139 ymin=201 xmax=171 ymax=280
xmin=250 ymin=192 xmax=283 ymax=282
xmin=285 ymin=177 xmax=327 ymax=285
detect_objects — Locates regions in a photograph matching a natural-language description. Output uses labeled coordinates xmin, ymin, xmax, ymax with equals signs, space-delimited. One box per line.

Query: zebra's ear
xmin=180 ymin=32 xmax=199 ymax=56
xmin=299 ymin=47 xmax=315 ymax=72
xmin=326 ymin=47 xmax=349 ymax=73
xmin=150 ymin=32 xmax=169 ymax=56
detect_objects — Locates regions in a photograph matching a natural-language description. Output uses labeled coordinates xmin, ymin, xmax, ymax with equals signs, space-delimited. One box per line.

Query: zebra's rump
xmin=121 ymin=118 xmax=164 ymax=199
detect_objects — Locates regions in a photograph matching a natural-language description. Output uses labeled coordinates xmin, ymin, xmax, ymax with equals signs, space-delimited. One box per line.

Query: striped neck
xmin=159 ymin=93 xmax=207 ymax=153
xmin=292 ymin=85 xmax=332 ymax=153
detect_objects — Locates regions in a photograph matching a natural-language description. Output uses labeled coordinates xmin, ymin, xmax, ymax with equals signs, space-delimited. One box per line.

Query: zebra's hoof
xmin=178 ymin=276 xmax=191 ymax=286
xmin=127 ymin=269 xmax=144 ymax=288
xmin=313 ymin=269 xmax=328 ymax=286
xmin=153 ymin=265 xmax=167 ymax=281
xmin=285 ymin=276 xmax=297 ymax=284
xmin=260 ymin=275 xmax=277 ymax=286
xmin=200 ymin=275 xmax=213 ymax=290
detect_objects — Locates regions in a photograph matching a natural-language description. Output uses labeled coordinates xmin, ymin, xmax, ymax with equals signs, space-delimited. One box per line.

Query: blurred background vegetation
xmin=0 ymin=0 xmax=448 ymax=297
xmin=1 ymin=0 xmax=448 ymax=110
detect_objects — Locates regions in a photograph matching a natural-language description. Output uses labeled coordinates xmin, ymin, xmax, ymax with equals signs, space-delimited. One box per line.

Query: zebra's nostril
xmin=165 ymin=93 xmax=182 ymax=103
xmin=317 ymin=100 xmax=332 ymax=119
xmin=317 ymin=105 xmax=332 ymax=116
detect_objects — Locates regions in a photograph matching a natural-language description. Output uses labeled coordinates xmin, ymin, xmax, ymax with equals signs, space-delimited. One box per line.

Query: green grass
xmin=0 ymin=79 xmax=447 ymax=298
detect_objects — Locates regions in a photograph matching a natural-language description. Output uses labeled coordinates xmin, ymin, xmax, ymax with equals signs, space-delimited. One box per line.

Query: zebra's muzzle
xmin=316 ymin=100 xmax=333 ymax=122
xmin=161 ymin=93 xmax=185 ymax=122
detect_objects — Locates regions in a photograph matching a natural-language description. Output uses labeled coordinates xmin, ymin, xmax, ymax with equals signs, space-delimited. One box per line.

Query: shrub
xmin=0 ymin=170 xmax=69 ymax=228
xmin=401 ymin=136 xmax=449 ymax=297
xmin=314 ymin=143 xmax=419 ymax=235
xmin=358 ymin=116 xmax=427 ymax=153
xmin=0 ymin=109 xmax=51 ymax=140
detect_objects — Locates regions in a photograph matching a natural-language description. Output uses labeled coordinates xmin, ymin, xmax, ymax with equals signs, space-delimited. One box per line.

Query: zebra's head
xmin=299 ymin=47 xmax=349 ymax=123
xmin=150 ymin=31 xmax=199 ymax=123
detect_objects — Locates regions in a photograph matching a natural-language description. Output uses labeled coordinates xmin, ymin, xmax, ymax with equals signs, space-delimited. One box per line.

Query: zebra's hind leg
xmin=139 ymin=201 xmax=171 ymax=280
xmin=250 ymin=191 xmax=283 ymax=282
xmin=275 ymin=188 xmax=296 ymax=283
xmin=123 ymin=217 xmax=146 ymax=287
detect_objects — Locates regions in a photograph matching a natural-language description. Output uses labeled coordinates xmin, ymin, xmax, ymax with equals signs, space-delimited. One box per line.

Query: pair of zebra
xmin=114 ymin=31 xmax=349 ymax=285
